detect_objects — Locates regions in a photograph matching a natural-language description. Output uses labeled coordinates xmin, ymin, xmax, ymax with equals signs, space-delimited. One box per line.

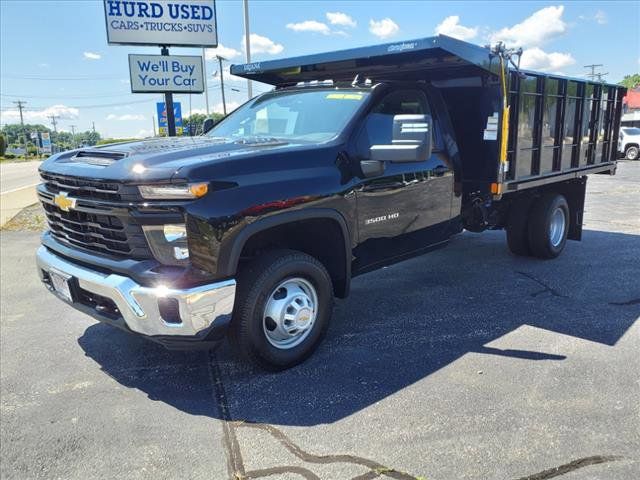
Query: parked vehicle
xmin=36 ymin=36 xmax=625 ymax=369
xmin=619 ymin=126 xmax=640 ymax=160
xmin=621 ymin=111 xmax=640 ymax=128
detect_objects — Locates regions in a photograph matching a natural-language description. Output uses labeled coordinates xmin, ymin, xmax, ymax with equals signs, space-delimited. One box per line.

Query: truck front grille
xmin=40 ymin=172 xmax=140 ymax=202
xmin=37 ymin=182 xmax=152 ymax=259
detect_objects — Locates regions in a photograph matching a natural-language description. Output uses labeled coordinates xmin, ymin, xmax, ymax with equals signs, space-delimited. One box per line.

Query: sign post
xmin=161 ymin=46 xmax=176 ymax=137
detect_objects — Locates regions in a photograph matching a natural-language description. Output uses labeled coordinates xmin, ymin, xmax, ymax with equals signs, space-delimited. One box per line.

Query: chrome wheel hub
xmin=263 ymin=278 xmax=318 ymax=349
xmin=549 ymin=207 xmax=566 ymax=247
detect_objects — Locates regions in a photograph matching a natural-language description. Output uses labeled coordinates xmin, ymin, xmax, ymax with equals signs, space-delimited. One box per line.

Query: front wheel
xmin=230 ymin=249 xmax=334 ymax=370
xmin=527 ymin=193 xmax=570 ymax=259
xmin=625 ymin=146 xmax=639 ymax=160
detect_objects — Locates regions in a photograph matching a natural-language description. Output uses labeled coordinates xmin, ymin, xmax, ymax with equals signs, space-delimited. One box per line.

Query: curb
xmin=0 ymin=184 xmax=39 ymax=227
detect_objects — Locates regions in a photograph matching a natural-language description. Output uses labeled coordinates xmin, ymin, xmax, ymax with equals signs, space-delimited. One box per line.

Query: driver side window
xmin=356 ymin=89 xmax=430 ymax=157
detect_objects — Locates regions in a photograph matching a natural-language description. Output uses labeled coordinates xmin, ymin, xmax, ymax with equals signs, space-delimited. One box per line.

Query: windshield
xmin=622 ymin=127 xmax=640 ymax=135
xmin=207 ymin=89 xmax=370 ymax=143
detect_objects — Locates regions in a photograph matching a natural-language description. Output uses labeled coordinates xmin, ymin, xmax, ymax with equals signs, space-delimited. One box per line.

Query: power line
xmin=1 ymin=73 xmax=123 ymax=81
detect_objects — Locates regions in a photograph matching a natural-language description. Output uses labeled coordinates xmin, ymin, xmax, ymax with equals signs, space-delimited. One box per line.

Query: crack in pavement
xmin=208 ymin=350 xmax=245 ymax=479
xmin=516 ymin=271 xmax=568 ymax=298
xmin=207 ymin=350 xmax=419 ymax=480
xmin=513 ymin=455 xmax=623 ymax=480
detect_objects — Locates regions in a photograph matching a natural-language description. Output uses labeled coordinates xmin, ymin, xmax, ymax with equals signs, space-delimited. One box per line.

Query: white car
xmin=618 ymin=127 xmax=640 ymax=160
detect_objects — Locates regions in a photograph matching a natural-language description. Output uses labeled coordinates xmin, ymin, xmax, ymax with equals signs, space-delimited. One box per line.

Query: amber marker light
xmin=189 ymin=182 xmax=209 ymax=198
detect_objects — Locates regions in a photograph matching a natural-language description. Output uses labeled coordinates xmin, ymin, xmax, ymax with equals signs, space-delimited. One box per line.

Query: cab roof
xmin=230 ymin=35 xmax=499 ymax=87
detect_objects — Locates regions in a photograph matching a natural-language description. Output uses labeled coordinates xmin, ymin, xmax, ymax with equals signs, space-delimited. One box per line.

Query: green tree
xmin=1 ymin=123 xmax=50 ymax=145
xmin=619 ymin=74 xmax=640 ymax=89
xmin=81 ymin=130 xmax=101 ymax=146
xmin=183 ymin=112 xmax=224 ymax=136
xmin=0 ymin=134 xmax=6 ymax=156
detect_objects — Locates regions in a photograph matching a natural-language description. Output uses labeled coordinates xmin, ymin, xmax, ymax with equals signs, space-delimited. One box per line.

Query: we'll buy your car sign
xmin=129 ymin=54 xmax=204 ymax=93
xmin=104 ymin=0 xmax=217 ymax=47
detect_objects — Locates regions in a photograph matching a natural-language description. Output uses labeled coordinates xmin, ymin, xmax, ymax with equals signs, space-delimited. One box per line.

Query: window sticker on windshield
xmin=326 ymin=93 xmax=363 ymax=100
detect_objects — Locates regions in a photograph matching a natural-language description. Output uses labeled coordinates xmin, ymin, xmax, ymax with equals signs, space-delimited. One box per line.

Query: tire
xmin=506 ymin=197 xmax=533 ymax=256
xmin=230 ymin=249 xmax=334 ymax=370
xmin=625 ymin=146 xmax=639 ymax=161
xmin=527 ymin=193 xmax=570 ymax=259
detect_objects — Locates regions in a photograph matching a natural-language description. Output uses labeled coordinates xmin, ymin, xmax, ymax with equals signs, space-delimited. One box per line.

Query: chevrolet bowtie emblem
xmin=53 ymin=192 xmax=77 ymax=212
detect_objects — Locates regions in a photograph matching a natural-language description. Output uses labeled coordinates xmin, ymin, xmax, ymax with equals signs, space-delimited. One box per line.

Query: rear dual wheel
xmin=507 ymin=193 xmax=569 ymax=259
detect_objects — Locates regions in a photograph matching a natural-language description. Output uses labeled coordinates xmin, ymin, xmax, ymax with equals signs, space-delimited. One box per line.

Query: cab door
xmin=352 ymin=88 xmax=455 ymax=271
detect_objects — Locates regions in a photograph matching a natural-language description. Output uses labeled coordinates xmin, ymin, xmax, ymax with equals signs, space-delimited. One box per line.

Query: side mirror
xmin=202 ymin=118 xmax=217 ymax=134
xmin=369 ymin=114 xmax=432 ymax=163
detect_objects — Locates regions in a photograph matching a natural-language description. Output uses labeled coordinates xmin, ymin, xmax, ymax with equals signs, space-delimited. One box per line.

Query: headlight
xmin=138 ymin=182 xmax=208 ymax=200
xmin=143 ymin=224 xmax=190 ymax=265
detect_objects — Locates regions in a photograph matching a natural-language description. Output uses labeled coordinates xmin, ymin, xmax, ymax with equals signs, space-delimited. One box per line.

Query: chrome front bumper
xmin=36 ymin=246 xmax=236 ymax=339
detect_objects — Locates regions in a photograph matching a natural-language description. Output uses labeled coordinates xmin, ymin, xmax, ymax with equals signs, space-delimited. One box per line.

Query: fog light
xmin=142 ymin=223 xmax=190 ymax=266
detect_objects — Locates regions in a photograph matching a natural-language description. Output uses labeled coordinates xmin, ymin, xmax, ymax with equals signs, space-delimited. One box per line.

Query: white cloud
xmin=38 ymin=63 xmax=49 ymax=68
xmin=594 ymin=10 xmax=607 ymax=25
xmin=326 ymin=12 xmax=356 ymax=28
xmin=106 ymin=113 xmax=145 ymax=121
xmin=242 ymin=33 xmax=283 ymax=55
xmin=286 ymin=20 xmax=330 ymax=35
xmin=0 ymin=104 xmax=79 ymax=124
xmin=83 ymin=51 xmax=101 ymax=60
xmin=369 ymin=18 xmax=399 ymax=39
xmin=205 ymin=43 xmax=242 ymax=60
xmin=435 ymin=16 xmax=478 ymax=41
xmin=490 ymin=6 xmax=567 ymax=47
xmin=520 ymin=47 xmax=575 ymax=72
xmin=134 ymin=129 xmax=153 ymax=139
xmin=212 ymin=101 xmax=240 ymax=114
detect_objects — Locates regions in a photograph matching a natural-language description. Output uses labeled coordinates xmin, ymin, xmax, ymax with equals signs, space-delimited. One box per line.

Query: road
xmin=1 ymin=162 xmax=639 ymax=479
xmin=0 ymin=160 xmax=41 ymax=193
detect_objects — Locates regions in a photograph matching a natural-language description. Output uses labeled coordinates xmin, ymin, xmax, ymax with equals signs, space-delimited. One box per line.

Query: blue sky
xmin=1 ymin=1 xmax=638 ymax=139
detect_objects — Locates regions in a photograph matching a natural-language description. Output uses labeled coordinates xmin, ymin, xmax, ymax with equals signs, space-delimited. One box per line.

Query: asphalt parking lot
xmin=1 ymin=162 xmax=639 ymax=480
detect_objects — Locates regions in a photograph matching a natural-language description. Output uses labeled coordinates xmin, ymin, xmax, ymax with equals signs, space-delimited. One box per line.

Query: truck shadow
xmin=77 ymin=229 xmax=640 ymax=426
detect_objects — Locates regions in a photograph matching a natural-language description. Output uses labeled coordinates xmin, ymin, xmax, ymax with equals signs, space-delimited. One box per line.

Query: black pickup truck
xmin=36 ymin=36 xmax=625 ymax=369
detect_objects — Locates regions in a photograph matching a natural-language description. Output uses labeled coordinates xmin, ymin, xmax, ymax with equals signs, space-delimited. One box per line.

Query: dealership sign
xmin=129 ymin=54 xmax=204 ymax=93
xmin=41 ymin=132 xmax=52 ymax=153
xmin=157 ymin=102 xmax=183 ymax=135
xmin=104 ymin=0 xmax=217 ymax=47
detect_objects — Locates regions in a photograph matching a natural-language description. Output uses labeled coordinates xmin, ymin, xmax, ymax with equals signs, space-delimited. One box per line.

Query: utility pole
xmin=217 ymin=55 xmax=227 ymax=115
xmin=584 ymin=64 xmax=604 ymax=81
xmin=202 ymin=47 xmax=210 ymax=115
xmin=152 ymin=115 xmax=157 ymax=137
xmin=48 ymin=114 xmax=59 ymax=152
xmin=595 ymin=72 xmax=609 ymax=83
xmin=243 ymin=0 xmax=252 ymax=100
xmin=70 ymin=124 xmax=77 ymax=149
xmin=48 ymin=115 xmax=59 ymax=133
xmin=13 ymin=100 xmax=27 ymax=155
xmin=92 ymin=121 xmax=96 ymax=133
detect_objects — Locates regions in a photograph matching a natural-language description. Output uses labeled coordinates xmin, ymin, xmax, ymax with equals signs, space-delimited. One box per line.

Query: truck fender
xmin=219 ymin=208 xmax=353 ymax=297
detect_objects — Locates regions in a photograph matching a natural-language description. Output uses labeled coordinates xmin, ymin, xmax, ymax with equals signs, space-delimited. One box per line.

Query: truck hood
xmin=39 ymin=136 xmax=303 ymax=182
